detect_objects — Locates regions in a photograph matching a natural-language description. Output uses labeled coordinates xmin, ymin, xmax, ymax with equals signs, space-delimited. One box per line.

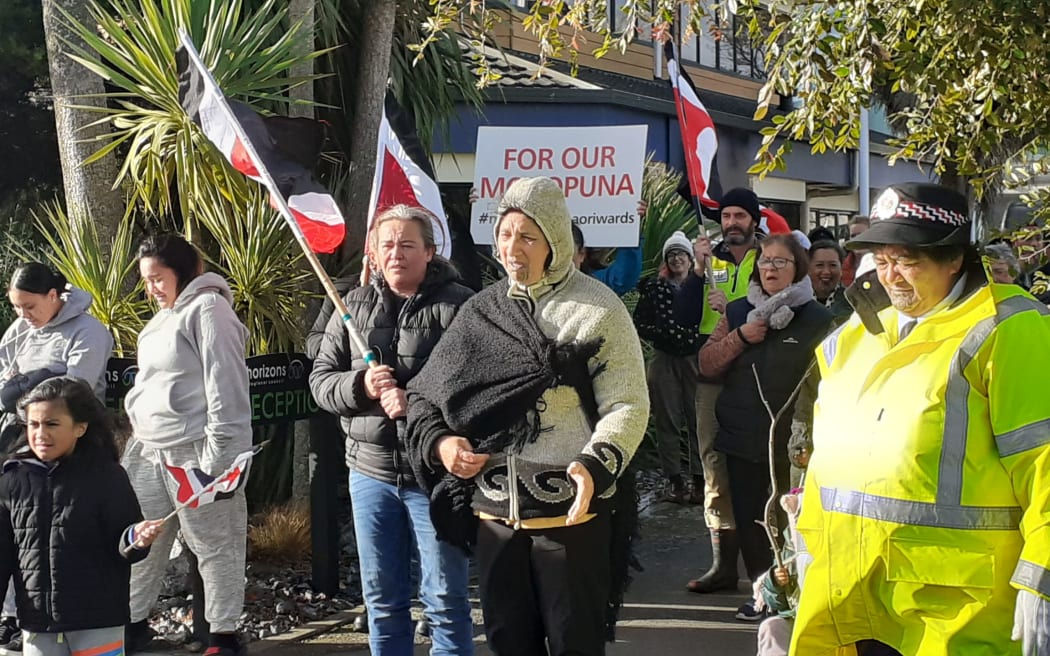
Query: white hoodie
xmin=125 ymin=272 xmax=251 ymax=473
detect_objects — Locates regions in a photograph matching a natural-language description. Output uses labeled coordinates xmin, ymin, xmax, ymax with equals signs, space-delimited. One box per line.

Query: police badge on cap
xmin=847 ymin=183 xmax=971 ymax=250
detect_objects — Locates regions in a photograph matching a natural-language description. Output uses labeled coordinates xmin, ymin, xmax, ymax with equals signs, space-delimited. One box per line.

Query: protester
xmin=753 ymin=487 xmax=811 ymax=656
xmin=985 ymin=243 xmax=1020 ymax=285
xmin=1 ymin=263 xmax=113 ymax=451
xmin=122 ymin=234 xmax=251 ymax=656
xmin=310 ymin=205 xmax=475 ymax=656
xmin=792 ymin=183 xmax=1050 ymax=655
xmin=407 ymin=176 xmax=649 ymax=656
xmin=698 ymin=234 xmax=832 ymax=620
xmin=808 ymin=240 xmax=852 ymax=320
xmin=633 ymin=231 xmax=703 ymax=503
xmin=840 ymin=215 xmax=870 ymax=286
xmin=0 ymin=262 xmax=113 ymax=653
xmin=673 ymin=187 xmax=764 ymax=594
xmin=0 ymin=377 xmax=161 ymax=656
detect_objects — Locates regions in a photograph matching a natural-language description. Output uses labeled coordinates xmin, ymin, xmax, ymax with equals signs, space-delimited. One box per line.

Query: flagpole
xmin=177 ymin=31 xmax=377 ymax=368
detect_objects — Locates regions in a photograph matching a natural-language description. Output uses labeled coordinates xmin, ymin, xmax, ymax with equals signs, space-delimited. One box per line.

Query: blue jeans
xmin=350 ymin=470 xmax=474 ymax=656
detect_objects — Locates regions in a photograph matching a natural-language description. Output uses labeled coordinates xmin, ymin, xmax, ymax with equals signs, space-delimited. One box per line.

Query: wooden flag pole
xmin=177 ymin=31 xmax=377 ymax=368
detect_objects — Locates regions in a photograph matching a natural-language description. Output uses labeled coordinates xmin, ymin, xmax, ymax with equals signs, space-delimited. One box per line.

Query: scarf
xmin=746 ymin=276 xmax=815 ymax=329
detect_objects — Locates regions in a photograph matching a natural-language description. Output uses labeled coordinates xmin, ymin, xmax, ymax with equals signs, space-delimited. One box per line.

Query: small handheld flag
xmin=164 ymin=448 xmax=255 ymax=510
xmin=121 ymin=442 xmax=267 ymax=555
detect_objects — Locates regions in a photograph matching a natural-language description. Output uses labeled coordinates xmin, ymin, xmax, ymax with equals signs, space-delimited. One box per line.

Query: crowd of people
xmin=0 ymin=175 xmax=1048 ymax=656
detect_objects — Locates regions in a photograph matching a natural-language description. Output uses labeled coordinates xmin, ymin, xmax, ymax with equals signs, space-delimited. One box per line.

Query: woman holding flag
xmin=309 ymin=205 xmax=475 ymax=656
xmin=121 ymin=234 xmax=252 ymax=656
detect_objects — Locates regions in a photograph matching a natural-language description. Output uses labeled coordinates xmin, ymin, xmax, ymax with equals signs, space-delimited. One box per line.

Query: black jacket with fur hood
xmin=309 ymin=258 xmax=473 ymax=486
xmin=0 ymin=444 xmax=147 ymax=632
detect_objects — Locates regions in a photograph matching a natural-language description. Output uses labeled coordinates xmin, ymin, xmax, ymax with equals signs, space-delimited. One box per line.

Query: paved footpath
xmin=262 ymin=500 xmax=759 ymax=655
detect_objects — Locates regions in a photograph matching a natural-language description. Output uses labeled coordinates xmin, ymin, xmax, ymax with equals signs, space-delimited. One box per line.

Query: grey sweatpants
xmin=22 ymin=626 xmax=122 ymax=656
xmin=122 ymin=438 xmax=247 ymax=633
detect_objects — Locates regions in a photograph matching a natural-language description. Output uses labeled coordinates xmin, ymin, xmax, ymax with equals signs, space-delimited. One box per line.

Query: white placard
xmin=470 ymin=125 xmax=647 ymax=248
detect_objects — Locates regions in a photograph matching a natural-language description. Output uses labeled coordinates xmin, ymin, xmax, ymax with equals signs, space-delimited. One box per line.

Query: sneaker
xmin=0 ymin=632 xmax=21 ymax=655
xmin=663 ymin=476 xmax=689 ymax=504
xmin=734 ymin=600 xmax=766 ymax=622
xmin=0 ymin=621 xmax=17 ymax=648
xmin=203 ymin=645 xmax=244 ymax=656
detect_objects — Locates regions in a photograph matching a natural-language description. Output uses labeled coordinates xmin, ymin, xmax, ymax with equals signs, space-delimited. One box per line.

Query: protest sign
xmin=471 ymin=125 xmax=648 ymax=247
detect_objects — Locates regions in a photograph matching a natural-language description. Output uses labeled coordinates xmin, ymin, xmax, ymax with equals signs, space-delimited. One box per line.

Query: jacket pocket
xmin=886 ymin=537 xmax=995 ymax=589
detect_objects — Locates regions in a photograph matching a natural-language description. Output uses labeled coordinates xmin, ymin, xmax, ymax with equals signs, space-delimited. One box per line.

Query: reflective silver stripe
xmin=820 ymin=323 xmax=847 ymax=367
xmin=820 ymin=487 xmax=1022 ymax=531
xmin=1012 ymin=559 xmax=1050 ymax=598
xmin=938 ymin=294 xmax=1050 ymax=505
xmin=996 ymin=418 xmax=1050 ymax=457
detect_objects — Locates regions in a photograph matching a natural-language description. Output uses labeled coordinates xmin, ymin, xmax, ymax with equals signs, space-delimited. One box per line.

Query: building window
xmin=676 ymin=4 xmax=767 ymax=80
xmin=811 ymin=210 xmax=856 ymax=240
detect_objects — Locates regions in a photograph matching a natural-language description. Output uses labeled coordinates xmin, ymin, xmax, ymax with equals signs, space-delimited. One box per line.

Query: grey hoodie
xmin=0 ymin=286 xmax=114 ymax=402
xmin=124 ymin=273 xmax=251 ymax=473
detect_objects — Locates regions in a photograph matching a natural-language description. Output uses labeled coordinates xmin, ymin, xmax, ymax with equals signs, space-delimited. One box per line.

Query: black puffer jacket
xmin=714 ymin=298 xmax=833 ymax=464
xmin=309 ymin=258 xmax=473 ymax=486
xmin=0 ymin=445 xmax=147 ymax=632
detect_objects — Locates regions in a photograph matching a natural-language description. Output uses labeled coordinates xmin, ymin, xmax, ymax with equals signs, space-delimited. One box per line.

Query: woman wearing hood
xmin=0 ymin=263 xmax=113 ymax=653
xmin=407 ymin=177 xmax=649 ymax=656
xmin=698 ymin=233 xmax=833 ymax=622
xmin=309 ymin=205 xmax=475 ymax=656
xmin=1 ymin=264 xmax=113 ymax=450
xmin=121 ymin=234 xmax=251 ymax=656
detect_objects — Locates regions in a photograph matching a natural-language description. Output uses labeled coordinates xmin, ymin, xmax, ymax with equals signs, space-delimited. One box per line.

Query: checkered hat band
xmin=894 ymin=200 xmax=967 ymax=227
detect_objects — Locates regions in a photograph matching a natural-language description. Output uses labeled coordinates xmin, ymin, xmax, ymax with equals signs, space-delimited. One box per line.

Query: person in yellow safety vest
xmin=672 ymin=187 xmax=762 ymax=594
xmin=791 ymin=182 xmax=1050 ymax=656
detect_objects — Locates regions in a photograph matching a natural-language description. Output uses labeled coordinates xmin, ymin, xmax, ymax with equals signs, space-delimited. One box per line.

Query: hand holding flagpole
xmin=121 ymin=442 xmax=267 ymax=556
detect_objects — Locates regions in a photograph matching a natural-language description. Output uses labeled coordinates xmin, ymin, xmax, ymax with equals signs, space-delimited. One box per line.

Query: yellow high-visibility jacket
xmin=791 ymin=282 xmax=1050 ymax=656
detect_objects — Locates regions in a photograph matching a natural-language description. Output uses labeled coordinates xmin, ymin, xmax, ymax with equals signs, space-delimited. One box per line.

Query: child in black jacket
xmin=0 ymin=377 xmax=161 ymax=656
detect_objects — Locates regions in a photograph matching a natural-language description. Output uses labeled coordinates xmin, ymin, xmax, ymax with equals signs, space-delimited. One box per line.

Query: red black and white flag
xmin=176 ymin=34 xmax=346 ymax=253
xmin=164 ymin=447 xmax=257 ymax=510
xmin=665 ymin=41 xmax=723 ymax=221
xmin=367 ymin=91 xmax=451 ymax=258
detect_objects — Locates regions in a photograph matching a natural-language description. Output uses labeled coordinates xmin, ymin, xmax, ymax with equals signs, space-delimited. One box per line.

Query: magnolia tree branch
xmin=751 ymin=361 xmax=814 ymax=569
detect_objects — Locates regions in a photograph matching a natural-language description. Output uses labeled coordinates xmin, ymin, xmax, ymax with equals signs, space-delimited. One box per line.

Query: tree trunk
xmin=288 ymin=0 xmax=315 ymax=119
xmin=41 ymin=0 xmax=124 ymax=244
xmin=342 ymin=0 xmax=397 ymax=261
xmin=289 ymin=0 xmax=316 ymax=504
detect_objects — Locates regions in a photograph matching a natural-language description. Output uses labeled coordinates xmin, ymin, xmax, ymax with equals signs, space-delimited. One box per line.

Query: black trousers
xmin=475 ymin=514 xmax=611 ymax=656
xmin=726 ymin=453 xmax=790 ymax=581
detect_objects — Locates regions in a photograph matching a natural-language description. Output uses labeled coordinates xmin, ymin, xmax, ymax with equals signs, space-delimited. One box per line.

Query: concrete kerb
xmin=246 ymin=607 xmax=365 ymax=653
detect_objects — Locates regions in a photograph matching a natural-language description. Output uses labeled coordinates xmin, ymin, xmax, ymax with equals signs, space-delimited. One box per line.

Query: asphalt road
xmin=283 ymin=499 xmax=760 ymax=655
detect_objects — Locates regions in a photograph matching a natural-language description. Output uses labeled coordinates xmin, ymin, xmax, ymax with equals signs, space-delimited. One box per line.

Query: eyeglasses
xmin=666 ymin=251 xmax=691 ymax=261
xmin=757 ymin=256 xmax=795 ymax=270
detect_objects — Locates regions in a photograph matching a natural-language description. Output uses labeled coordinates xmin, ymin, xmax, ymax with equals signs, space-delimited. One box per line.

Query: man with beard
xmin=673 ymin=187 xmax=763 ymax=595
xmin=791 ymin=183 xmax=1050 ymax=656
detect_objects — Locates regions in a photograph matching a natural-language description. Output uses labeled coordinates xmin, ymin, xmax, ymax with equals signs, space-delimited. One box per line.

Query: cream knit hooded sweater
xmin=476 ymin=177 xmax=650 ymax=516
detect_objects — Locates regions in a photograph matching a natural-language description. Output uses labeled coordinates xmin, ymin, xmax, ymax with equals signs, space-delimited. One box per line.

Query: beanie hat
xmin=847 ymin=183 xmax=971 ymax=250
xmin=719 ymin=188 xmax=761 ymax=225
xmin=791 ymin=230 xmax=812 ymax=250
xmin=662 ymin=231 xmax=693 ymax=262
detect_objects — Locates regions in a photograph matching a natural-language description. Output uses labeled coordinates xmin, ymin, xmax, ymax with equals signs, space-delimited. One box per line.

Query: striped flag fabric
xmin=367 ymin=91 xmax=452 ymax=258
xmin=665 ymin=41 xmax=723 ymax=221
xmin=164 ymin=448 xmax=255 ymax=509
xmin=176 ymin=35 xmax=346 ymax=253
